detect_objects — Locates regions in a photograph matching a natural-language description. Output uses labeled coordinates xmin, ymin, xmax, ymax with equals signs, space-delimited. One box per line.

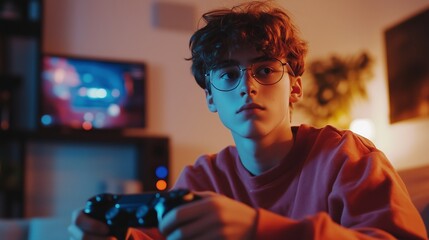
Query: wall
xmin=40 ymin=0 xmax=429 ymax=211
xmin=25 ymin=142 xmax=137 ymax=217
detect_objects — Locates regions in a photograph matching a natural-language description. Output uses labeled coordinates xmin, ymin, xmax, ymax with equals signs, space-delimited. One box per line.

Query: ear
xmin=289 ymin=76 xmax=303 ymax=103
xmin=205 ymin=89 xmax=218 ymax=112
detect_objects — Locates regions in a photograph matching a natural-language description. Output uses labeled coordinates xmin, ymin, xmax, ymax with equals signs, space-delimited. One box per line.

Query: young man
xmin=69 ymin=1 xmax=427 ymax=239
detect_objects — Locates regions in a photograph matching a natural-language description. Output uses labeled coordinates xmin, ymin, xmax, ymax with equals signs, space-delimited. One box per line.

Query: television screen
xmin=39 ymin=55 xmax=146 ymax=131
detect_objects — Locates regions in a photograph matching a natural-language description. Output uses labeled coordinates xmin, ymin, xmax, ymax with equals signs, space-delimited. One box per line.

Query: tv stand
xmin=0 ymin=130 xmax=170 ymax=218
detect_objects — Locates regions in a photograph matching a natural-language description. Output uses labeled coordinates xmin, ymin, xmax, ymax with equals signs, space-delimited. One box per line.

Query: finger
xmin=166 ymin=213 xmax=220 ymax=240
xmin=68 ymin=224 xmax=117 ymax=240
xmin=68 ymin=224 xmax=84 ymax=239
xmin=159 ymin=197 xmax=215 ymax=235
xmin=72 ymin=209 xmax=110 ymax=235
xmin=192 ymin=191 xmax=216 ymax=198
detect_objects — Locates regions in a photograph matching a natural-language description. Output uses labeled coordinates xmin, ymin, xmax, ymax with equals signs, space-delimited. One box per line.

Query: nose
xmin=239 ymin=68 xmax=257 ymax=96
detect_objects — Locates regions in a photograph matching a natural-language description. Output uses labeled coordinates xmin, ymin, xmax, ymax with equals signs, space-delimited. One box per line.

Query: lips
xmin=236 ymin=103 xmax=265 ymax=113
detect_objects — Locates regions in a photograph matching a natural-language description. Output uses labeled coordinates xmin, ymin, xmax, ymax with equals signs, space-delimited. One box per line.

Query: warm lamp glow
xmin=350 ymin=118 xmax=375 ymax=141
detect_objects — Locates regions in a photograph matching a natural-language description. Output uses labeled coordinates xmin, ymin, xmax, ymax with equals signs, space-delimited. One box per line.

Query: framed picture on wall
xmin=385 ymin=7 xmax=429 ymax=123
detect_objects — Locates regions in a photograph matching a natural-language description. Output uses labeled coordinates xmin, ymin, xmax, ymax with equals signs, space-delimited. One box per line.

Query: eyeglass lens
xmin=209 ymin=59 xmax=287 ymax=91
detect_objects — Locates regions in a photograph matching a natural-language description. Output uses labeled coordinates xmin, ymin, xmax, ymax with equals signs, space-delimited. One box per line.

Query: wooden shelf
xmin=0 ymin=129 xmax=168 ymax=143
xmin=0 ymin=74 xmax=21 ymax=90
xmin=0 ymin=19 xmax=41 ymax=36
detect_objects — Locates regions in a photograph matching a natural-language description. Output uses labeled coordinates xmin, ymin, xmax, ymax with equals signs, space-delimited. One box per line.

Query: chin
xmin=233 ymin=119 xmax=291 ymax=140
xmin=231 ymin=125 xmax=271 ymax=139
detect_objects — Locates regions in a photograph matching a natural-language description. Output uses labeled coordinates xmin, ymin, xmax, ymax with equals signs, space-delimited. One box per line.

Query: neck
xmin=233 ymin=124 xmax=294 ymax=176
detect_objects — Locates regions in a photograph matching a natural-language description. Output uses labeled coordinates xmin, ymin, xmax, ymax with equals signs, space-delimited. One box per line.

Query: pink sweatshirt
xmin=130 ymin=124 xmax=427 ymax=239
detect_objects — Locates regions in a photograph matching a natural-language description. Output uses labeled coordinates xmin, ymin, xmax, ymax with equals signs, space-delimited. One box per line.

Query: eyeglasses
xmin=205 ymin=58 xmax=295 ymax=92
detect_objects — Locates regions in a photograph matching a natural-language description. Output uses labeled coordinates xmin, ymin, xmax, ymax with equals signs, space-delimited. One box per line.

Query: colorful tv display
xmin=39 ymin=55 xmax=146 ymax=131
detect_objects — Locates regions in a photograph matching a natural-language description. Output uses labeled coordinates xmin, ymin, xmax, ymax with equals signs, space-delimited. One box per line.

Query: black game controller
xmin=83 ymin=189 xmax=200 ymax=239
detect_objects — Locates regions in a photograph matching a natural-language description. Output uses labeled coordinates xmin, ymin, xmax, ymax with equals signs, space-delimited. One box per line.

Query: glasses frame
xmin=205 ymin=58 xmax=296 ymax=92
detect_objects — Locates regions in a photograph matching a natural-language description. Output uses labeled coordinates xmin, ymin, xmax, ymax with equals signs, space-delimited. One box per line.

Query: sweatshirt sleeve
xmin=255 ymin=135 xmax=427 ymax=240
xmin=256 ymin=210 xmax=397 ymax=240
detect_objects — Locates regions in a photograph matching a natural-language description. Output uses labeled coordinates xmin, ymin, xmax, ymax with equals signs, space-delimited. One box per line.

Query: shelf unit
xmin=0 ymin=0 xmax=43 ymax=218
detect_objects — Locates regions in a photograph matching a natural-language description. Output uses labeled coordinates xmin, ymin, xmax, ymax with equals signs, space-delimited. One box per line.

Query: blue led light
xmin=155 ymin=166 xmax=168 ymax=179
xmin=41 ymin=114 xmax=53 ymax=126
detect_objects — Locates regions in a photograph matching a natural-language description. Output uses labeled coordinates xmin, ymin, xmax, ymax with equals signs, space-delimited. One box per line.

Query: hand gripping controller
xmin=83 ymin=189 xmax=200 ymax=239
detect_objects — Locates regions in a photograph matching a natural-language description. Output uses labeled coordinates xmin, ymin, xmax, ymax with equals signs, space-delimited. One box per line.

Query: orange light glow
xmin=82 ymin=121 xmax=93 ymax=130
xmin=156 ymin=180 xmax=167 ymax=191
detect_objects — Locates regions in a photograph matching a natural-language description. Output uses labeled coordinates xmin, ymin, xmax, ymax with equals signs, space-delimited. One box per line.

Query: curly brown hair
xmin=188 ymin=1 xmax=308 ymax=91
